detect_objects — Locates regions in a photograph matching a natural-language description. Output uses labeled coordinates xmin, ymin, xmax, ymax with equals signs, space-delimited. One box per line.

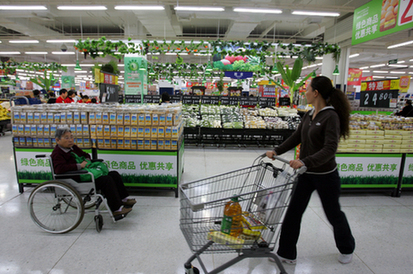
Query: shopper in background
xmin=64 ymin=90 xmax=75 ymax=103
xmin=159 ymin=93 xmax=171 ymax=105
xmin=91 ymin=98 xmax=97 ymax=104
xmin=266 ymin=76 xmax=355 ymax=265
xmin=47 ymin=92 xmax=56 ymax=104
xmin=80 ymin=95 xmax=89 ymax=103
xmin=29 ymin=90 xmax=43 ymax=104
xmin=395 ymin=99 xmax=413 ymax=117
xmin=51 ymin=127 xmax=136 ymax=217
xmin=56 ymin=89 xmax=68 ymax=103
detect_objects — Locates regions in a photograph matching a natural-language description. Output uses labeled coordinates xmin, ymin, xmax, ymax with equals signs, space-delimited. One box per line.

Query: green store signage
xmin=61 ymin=76 xmax=75 ymax=89
xmin=337 ymin=154 xmax=401 ymax=187
xmin=352 ymin=0 xmax=413 ymax=45
xmin=124 ymin=55 xmax=148 ymax=96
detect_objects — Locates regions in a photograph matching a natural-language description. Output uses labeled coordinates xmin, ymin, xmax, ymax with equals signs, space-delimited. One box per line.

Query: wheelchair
xmin=28 ymin=155 xmax=125 ymax=234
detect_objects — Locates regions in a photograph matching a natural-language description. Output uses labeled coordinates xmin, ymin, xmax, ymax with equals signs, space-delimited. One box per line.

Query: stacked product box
xmin=11 ymin=103 xmax=183 ymax=151
xmin=11 ymin=104 xmax=91 ymax=149
xmin=89 ymin=103 xmax=183 ymax=151
xmin=338 ymin=129 xmax=413 ymax=153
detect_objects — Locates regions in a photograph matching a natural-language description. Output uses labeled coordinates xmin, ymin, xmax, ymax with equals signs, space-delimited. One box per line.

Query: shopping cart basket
xmin=180 ymin=154 xmax=306 ymax=274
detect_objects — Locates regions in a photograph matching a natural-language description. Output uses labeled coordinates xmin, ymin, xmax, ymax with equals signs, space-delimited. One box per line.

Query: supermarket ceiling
xmin=0 ymin=0 xmax=412 ymax=78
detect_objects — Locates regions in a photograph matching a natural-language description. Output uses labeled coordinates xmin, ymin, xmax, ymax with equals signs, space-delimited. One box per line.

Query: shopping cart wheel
xmin=184 ymin=263 xmax=200 ymax=274
xmin=95 ymin=214 xmax=103 ymax=233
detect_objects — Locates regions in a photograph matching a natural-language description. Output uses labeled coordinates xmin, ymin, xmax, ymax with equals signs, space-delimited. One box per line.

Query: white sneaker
xmin=268 ymin=254 xmax=297 ymax=265
xmin=338 ymin=253 xmax=353 ymax=264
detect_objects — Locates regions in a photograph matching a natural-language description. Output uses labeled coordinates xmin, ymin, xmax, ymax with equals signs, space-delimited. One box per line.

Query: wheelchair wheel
xmin=95 ymin=214 xmax=104 ymax=233
xmin=28 ymin=181 xmax=84 ymax=234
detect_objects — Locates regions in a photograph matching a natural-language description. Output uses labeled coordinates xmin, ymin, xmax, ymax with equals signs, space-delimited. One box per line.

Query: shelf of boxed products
xmin=182 ymin=105 xmax=301 ymax=145
xmin=338 ymin=114 xmax=413 ymax=153
xmin=11 ymin=103 xmax=184 ymax=151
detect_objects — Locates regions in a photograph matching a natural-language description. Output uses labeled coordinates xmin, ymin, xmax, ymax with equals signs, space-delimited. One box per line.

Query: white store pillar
xmin=321 ymin=53 xmax=335 ymax=80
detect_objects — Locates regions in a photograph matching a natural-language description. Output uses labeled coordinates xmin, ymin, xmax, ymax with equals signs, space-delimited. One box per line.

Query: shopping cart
xmin=180 ymin=154 xmax=306 ymax=274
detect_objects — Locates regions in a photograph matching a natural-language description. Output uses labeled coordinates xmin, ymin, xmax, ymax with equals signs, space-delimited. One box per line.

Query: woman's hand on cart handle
xmin=290 ymin=160 xmax=307 ymax=174
xmin=266 ymin=150 xmax=276 ymax=160
xmin=289 ymin=159 xmax=304 ymax=169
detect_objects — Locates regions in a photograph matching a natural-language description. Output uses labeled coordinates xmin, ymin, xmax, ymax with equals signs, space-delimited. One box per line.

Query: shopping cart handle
xmin=296 ymin=165 xmax=307 ymax=175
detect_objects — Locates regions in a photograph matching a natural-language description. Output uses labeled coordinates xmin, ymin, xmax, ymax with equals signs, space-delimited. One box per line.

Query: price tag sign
xmin=220 ymin=97 xmax=230 ymax=105
xmin=125 ymin=95 xmax=141 ymax=103
xmin=170 ymin=95 xmax=182 ymax=103
xmin=209 ymin=96 xmax=220 ymax=105
xmin=360 ymin=90 xmax=399 ymax=108
xmin=182 ymin=95 xmax=193 ymax=104
xmin=229 ymin=96 xmax=240 ymax=106
xmin=191 ymin=96 xmax=200 ymax=104
xmin=201 ymin=96 xmax=211 ymax=104
xmin=143 ymin=95 xmax=153 ymax=103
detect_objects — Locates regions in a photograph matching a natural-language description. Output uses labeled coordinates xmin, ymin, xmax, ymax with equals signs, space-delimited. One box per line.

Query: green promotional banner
xmin=61 ymin=76 xmax=75 ymax=89
xmin=124 ymin=55 xmax=148 ymax=96
xmin=352 ymin=0 xmax=413 ymax=45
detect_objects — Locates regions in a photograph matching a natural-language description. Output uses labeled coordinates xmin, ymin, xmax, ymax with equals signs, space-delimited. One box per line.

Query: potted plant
xmin=271 ymin=58 xmax=315 ymax=107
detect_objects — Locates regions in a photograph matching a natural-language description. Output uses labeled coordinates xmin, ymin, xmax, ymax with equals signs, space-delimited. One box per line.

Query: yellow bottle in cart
xmin=221 ymin=196 xmax=242 ymax=237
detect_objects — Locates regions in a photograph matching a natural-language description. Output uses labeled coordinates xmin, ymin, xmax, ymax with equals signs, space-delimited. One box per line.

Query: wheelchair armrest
xmin=91 ymin=159 xmax=104 ymax=163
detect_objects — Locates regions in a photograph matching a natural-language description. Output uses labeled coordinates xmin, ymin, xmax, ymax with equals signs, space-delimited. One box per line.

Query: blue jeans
xmin=277 ymin=169 xmax=355 ymax=260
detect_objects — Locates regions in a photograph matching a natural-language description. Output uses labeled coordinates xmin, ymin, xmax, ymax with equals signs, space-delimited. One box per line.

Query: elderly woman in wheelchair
xmin=28 ymin=127 xmax=136 ymax=233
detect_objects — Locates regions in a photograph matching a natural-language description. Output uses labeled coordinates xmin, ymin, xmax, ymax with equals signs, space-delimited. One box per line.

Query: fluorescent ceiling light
xmin=114 ymin=5 xmax=164 ymax=10
xmin=0 ymin=51 xmax=20 ymax=54
xmin=390 ymin=71 xmax=406 ymax=74
xmin=370 ymin=64 xmax=386 ymax=68
xmin=292 ymin=10 xmax=340 ymax=17
xmin=25 ymin=52 xmax=48 ymax=54
xmin=0 ymin=5 xmax=47 ymax=10
xmin=57 ymin=6 xmax=107 ymax=11
xmin=373 ymin=70 xmax=388 ymax=73
xmin=359 ymin=66 xmax=369 ymax=69
xmin=409 ymin=72 xmax=413 ymax=74
xmin=316 ymin=57 xmax=323 ymax=60
xmin=61 ymin=64 xmax=75 ymax=67
xmin=398 ymin=61 xmax=405 ymax=63
xmin=46 ymin=39 xmax=77 ymax=43
xmin=174 ymin=6 xmax=224 ymax=11
xmin=51 ymin=51 xmax=75 ymax=55
xmin=233 ymin=8 xmax=282 ymax=14
xmin=349 ymin=54 xmax=359 ymax=58
xmin=388 ymin=64 xmax=408 ymax=68
xmin=74 ymin=71 xmax=88 ymax=73
xmin=387 ymin=40 xmax=413 ymax=49
xmin=80 ymin=64 xmax=94 ymax=67
xmin=118 ymin=64 xmax=124 ymax=67
xmin=362 ymin=70 xmax=370 ymax=73
xmin=9 ymin=40 xmax=39 ymax=43
xmin=373 ymin=76 xmax=385 ymax=78
xmin=386 ymin=76 xmax=398 ymax=79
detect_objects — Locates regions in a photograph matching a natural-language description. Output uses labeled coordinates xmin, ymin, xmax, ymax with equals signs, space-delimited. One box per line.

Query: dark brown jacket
xmin=51 ymin=145 xmax=91 ymax=174
xmin=275 ymin=106 xmax=339 ymax=173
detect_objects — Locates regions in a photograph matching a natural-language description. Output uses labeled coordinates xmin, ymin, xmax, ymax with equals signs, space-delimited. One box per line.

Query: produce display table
xmin=184 ymin=127 xmax=294 ymax=147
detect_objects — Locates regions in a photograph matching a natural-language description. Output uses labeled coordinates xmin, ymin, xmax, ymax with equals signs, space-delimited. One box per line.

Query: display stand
xmin=13 ymin=142 xmax=184 ymax=197
xmin=96 ymin=140 xmax=184 ymax=197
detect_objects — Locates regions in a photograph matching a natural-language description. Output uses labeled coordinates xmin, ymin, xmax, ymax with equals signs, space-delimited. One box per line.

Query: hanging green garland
xmin=74 ymin=38 xmax=341 ymax=64
xmin=0 ymin=60 xmax=67 ymax=75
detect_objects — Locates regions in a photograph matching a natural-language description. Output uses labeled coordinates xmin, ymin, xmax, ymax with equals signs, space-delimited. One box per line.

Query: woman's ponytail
xmin=310 ymin=76 xmax=351 ymax=139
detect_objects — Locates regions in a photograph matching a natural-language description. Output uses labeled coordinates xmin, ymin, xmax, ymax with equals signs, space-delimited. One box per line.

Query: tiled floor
xmin=1 ymin=134 xmax=413 ymax=274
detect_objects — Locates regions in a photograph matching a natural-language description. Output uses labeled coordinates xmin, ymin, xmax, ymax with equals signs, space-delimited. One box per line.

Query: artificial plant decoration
xmin=30 ymin=70 xmax=59 ymax=92
xmin=74 ymin=39 xmax=341 ymax=65
xmin=271 ymin=58 xmax=316 ymax=106
xmin=100 ymin=60 xmax=120 ymax=75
